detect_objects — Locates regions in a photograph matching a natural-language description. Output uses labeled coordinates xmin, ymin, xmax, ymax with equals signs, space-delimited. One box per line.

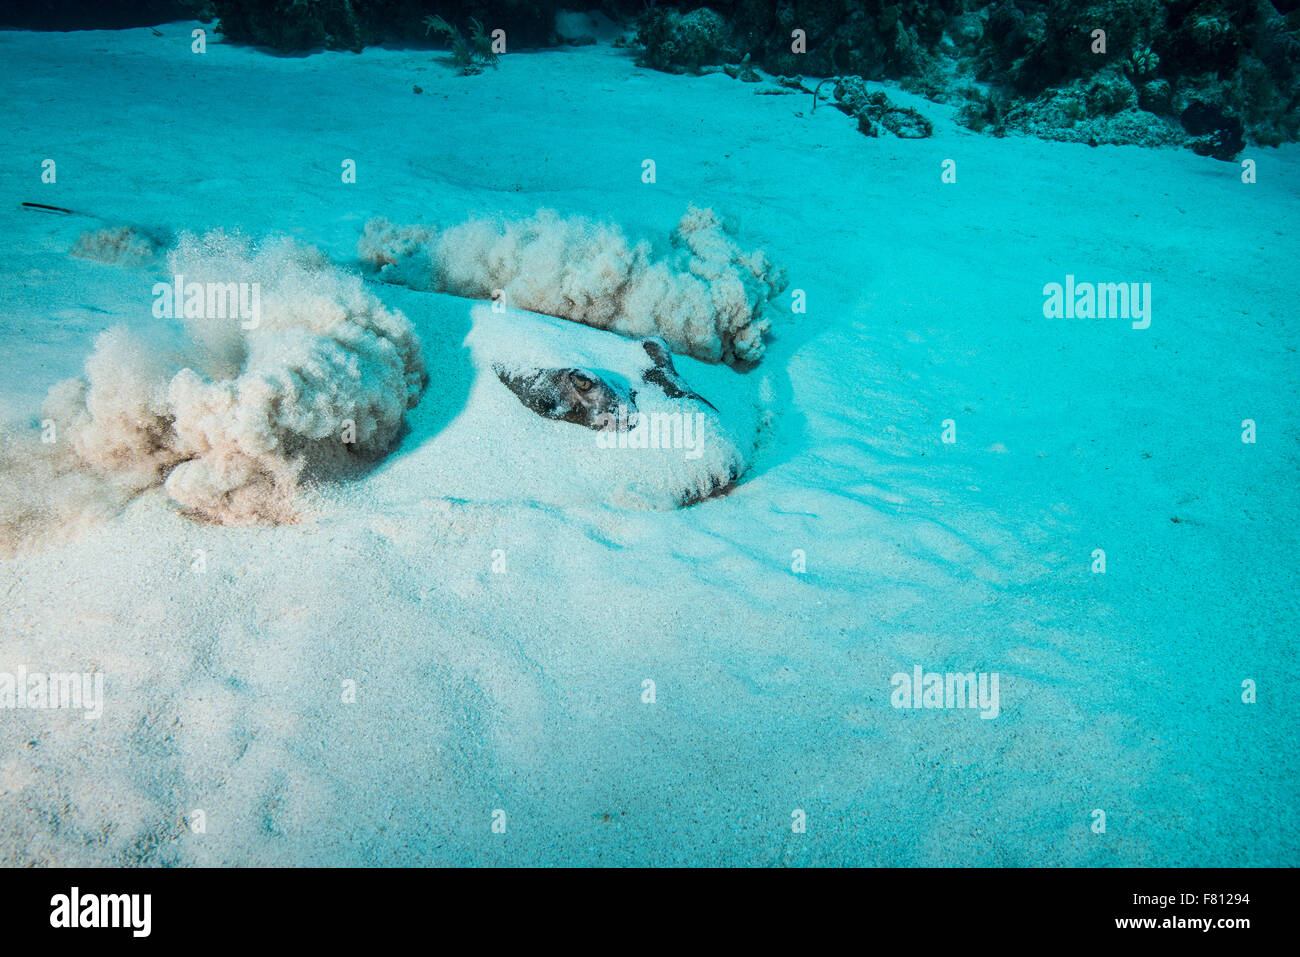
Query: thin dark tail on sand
xmin=21 ymin=201 xmax=77 ymax=215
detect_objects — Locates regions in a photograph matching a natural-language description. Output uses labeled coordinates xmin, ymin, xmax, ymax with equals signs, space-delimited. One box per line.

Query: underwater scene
xmin=0 ymin=0 xmax=1296 ymax=869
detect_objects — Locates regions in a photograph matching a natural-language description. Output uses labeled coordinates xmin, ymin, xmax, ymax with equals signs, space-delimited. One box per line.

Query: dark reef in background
xmin=2 ymin=0 xmax=1295 ymax=151
xmin=630 ymin=1 xmax=1300 ymax=151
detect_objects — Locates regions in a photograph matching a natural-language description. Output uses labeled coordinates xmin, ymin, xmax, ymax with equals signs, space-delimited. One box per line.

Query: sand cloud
xmin=10 ymin=232 xmax=426 ymax=539
xmin=359 ymin=204 xmax=786 ymax=366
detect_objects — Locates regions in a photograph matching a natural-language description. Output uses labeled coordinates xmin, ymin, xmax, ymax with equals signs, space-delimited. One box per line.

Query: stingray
xmin=492 ymin=363 xmax=637 ymax=429
xmin=493 ymin=337 xmax=715 ymax=429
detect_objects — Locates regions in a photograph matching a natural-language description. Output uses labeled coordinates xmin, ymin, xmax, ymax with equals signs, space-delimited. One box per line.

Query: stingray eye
xmin=571 ymin=373 xmax=594 ymax=393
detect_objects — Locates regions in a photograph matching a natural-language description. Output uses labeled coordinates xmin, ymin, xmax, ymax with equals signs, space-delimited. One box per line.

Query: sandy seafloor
xmin=0 ymin=21 xmax=1296 ymax=866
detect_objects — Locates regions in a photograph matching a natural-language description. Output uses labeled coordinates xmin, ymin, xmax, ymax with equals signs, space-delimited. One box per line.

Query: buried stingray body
xmin=491 ymin=335 xmax=738 ymax=507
